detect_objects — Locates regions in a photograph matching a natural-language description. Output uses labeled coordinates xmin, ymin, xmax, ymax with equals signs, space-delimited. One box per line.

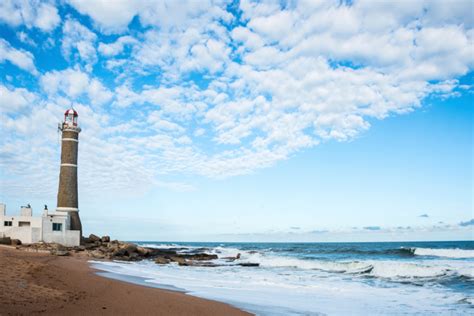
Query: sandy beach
xmin=0 ymin=246 xmax=251 ymax=316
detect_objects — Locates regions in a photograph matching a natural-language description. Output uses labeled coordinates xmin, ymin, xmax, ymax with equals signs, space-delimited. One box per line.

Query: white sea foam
xmin=137 ymin=243 xmax=184 ymax=249
xmin=244 ymin=252 xmax=374 ymax=274
xmin=411 ymin=247 xmax=474 ymax=258
xmin=135 ymin=244 xmax=473 ymax=280
xmin=90 ymin=257 xmax=471 ymax=315
xmin=89 ymin=242 xmax=474 ymax=314
xmin=368 ymin=261 xmax=450 ymax=279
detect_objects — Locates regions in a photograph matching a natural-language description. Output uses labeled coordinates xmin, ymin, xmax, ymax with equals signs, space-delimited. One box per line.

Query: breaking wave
xmin=202 ymin=248 xmax=472 ymax=281
xmin=135 ymin=243 xmax=473 ymax=283
xmin=409 ymin=247 xmax=474 ymax=259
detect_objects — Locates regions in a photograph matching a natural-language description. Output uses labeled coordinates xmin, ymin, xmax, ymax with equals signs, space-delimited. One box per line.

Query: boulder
xmin=51 ymin=250 xmax=70 ymax=256
xmin=238 ymin=263 xmax=259 ymax=267
xmin=178 ymin=260 xmax=191 ymax=266
xmin=136 ymin=246 xmax=151 ymax=256
xmin=223 ymin=253 xmax=241 ymax=261
xmin=112 ymin=248 xmax=127 ymax=257
xmin=84 ymin=243 xmax=97 ymax=250
xmin=149 ymin=249 xmax=178 ymax=257
xmin=99 ymin=246 xmax=114 ymax=253
xmin=50 ymin=243 xmax=66 ymax=251
xmin=183 ymin=253 xmax=218 ymax=261
xmin=128 ymin=252 xmax=140 ymax=260
xmin=155 ymin=257 xmax=171 ymax=264
xmin=10 ymin=239 xmax=22 ymax=246
xmin=88 ymin=234 xmax=101 ymax=242
xmin=169 ymin=256 xmax=186 ymax=265
xmin=121 ymin=243 xmax=137 ymax=255
xmin=90 ymin=250 xmax=105 ymax=259
xmin=191 ymin=261 xmax=221 ymax=267
xmin=101 ymin=236 xmax=110 ymax=243
xmin=0 ymin=237 xmax=12 ymax=245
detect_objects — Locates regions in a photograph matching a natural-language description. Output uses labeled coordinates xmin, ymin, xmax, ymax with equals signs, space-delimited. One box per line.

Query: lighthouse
xmin=56 ymin=108 xmax=82 ymax=235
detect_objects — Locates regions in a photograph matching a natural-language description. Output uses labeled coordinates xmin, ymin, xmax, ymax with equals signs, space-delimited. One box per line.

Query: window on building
xmin=19 ymin=221 xmax=30 ymax=227
xmin=4 ymin=221 xmax=12 ymax=227
xmin=52 ymin=223 xmax=62 ymax=231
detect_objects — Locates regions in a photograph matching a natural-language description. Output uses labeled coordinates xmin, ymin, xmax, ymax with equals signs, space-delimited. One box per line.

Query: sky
xmin=0 ymin=0 xmax=472 ymax=242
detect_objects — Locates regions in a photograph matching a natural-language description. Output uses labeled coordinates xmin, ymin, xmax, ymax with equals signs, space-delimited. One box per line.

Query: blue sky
xmin=0 ymin=0 xmax=472 ymax=241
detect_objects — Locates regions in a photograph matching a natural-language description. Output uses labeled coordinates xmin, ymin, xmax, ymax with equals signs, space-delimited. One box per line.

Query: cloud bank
xmin=0 ymin=0 xmax=473 ymax=199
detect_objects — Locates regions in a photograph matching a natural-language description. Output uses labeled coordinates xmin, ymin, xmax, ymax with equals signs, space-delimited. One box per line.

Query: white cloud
xmin=0 ymin=84 xmax=36 ymax=114
xmin=40 ymin=68 xmax=112 ymax=106
xmin=98 ymin=36 xmax=137 ymax=57
xmin=61 ymin=18 xmax=98 ymax=68
xmin=67 ymin=0 xmax=232 ymax=33
xmin=0 ymin=38 xmax=38 ymax=75
xmin=16 ymin=31 xmax=36 ymax=46
xmin=66 ymin=0 xmax=142 ymax=33
xmin=0 ymin=0 xmax=60 ymax=31
xmin=1 ymin=0 xmax=473 ymax=198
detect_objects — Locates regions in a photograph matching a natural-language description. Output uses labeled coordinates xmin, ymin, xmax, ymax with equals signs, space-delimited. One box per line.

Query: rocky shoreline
xmin=1 ymin=235 xmax=258 ymax=268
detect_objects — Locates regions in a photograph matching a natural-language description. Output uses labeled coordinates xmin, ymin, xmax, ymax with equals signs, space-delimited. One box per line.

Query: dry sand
xmin=0 ymin=246 xmax=252 ymax=315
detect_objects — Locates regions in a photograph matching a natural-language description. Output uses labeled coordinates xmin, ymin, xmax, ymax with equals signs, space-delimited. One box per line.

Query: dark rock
xmin=84 ymin=243 xmax=97 ymax=250
xmin=148 ymin=249 xmax=177 ymax=257
xmin=155 ymin=257 xmax=171 ymax=264
xmin=107 ymin=242 xmax=119 ymax=250
xmin=88 ymin=234 xmax=101 ymax=242
xmin=101 ymin=236 xmax=110 ymax=243
xmin=181 ymin=253 xmax=218 ymax=261
xmin=11 ymin=239 xmax=22 ymax=246
xmin=52 ymin=250 xmax=70 ymax=256
xmin=50 ymin=243 xmax=67 ymax=251
xmin=90 ymin=250 xmax=106 ymax=259
xmin=112 ymin=248 xmax=127 ymax=257
xmin=129 ymin=252 xmax=140 ymax=260
xmin=223 ymin=253 xmax=241 ymax=261
xmin=190 ymin=261 xmax=221 ymax=267
xmin=0 ymin=237 xmax=12 ymax=245
xmin=169 ymin=256 xmax=187 ymax=265
xmin=238 ymin=263 xmax=259 ymax=267
xmin=178 ymin=260 xmax=191 ymax=266
xmin=121 ymin=243 xmax=137 ymax=255
xmin=136 ymin=246 xmax=151 ymax=256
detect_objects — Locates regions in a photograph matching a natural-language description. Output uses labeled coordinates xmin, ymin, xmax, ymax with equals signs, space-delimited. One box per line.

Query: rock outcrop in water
xmin=15 ymin=234 xmax=259 ymax=267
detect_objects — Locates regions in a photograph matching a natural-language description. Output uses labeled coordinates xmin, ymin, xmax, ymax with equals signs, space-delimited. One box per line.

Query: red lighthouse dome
xmin=64 ymin=108 xmax=78 ymax=126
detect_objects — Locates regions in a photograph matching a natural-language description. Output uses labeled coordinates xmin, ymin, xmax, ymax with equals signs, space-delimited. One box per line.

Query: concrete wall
xmin=0 ymin=214 xmax=42 ymax=243
xmin=0 ymin=211 xmax=80 ymax=246
xmin=20 ymin=207 xmax=32 ymax=216
xmin=41 ymin=215 xmax=80 ymax=246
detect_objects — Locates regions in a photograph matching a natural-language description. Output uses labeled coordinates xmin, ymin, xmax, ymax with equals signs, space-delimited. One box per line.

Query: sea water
xmin=91 ymin=241 xmax=473 ymax=315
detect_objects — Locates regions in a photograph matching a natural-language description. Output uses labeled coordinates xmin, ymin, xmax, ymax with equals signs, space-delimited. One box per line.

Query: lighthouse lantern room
xmin=64 ymin=108 xmax=78 ymax=127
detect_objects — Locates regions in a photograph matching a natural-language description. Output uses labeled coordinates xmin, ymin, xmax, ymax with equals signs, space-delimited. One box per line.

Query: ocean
xmin=91 ymin=241 xmax=473 ymax=315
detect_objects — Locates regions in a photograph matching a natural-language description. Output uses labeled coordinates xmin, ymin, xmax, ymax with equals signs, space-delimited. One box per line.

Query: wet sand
xmin=0 ymin=246 xmax=251 ymax=315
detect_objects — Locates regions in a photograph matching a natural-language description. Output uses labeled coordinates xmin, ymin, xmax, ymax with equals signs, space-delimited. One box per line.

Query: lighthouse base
xmin=56 ymin=208 xmax=82 ymax=237
xmin=69 ymin=211 xmax=82 ymax=235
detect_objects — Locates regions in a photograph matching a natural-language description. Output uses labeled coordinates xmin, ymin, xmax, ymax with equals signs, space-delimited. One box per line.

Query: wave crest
xmin=409 ymin=247 xmax=474 ymax=259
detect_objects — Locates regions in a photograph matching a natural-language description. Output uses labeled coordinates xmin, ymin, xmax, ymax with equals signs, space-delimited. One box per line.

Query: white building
xmin=0 ymin=203 xmax=80 ymax=246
